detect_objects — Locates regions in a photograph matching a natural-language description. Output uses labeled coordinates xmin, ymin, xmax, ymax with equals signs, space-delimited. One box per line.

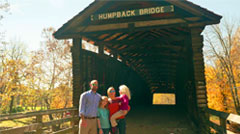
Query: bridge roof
xmin=54 ymin=0 xmax=221 ymax=92
xmin=54 ymin=0 xmax=221 ymax=39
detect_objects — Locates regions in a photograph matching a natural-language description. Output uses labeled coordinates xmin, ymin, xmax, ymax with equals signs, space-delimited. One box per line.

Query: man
xmin=79 ymin=80 xmax=101 ymax=134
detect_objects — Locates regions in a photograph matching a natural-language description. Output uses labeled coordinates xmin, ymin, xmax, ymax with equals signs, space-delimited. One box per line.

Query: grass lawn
xmin=0 ymin=107 xmax=47 ymax=130
xmin=0 ymin=117 xmax=35 ymax=130
xmin=24 ymin=106 xmax=48 ymax=111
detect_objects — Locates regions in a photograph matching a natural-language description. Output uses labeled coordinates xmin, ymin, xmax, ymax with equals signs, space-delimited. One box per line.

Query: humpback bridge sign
xmin=90 ymin=5 xmax=174 ymax=21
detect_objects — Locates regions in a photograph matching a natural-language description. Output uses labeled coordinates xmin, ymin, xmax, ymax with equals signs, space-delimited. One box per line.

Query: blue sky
xmin=2 ymin=0 xmax=240 ymax=51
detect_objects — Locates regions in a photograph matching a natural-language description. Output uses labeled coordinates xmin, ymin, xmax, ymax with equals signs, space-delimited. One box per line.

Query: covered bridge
xmin=54 ymin=0 xmax=222 ymax=133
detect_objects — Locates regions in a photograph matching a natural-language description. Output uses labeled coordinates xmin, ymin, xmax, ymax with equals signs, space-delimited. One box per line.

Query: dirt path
xmin=125 ymin=105 xmax=197 ymax=134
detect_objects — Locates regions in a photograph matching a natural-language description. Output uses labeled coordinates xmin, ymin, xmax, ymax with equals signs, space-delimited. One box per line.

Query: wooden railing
xmin=205 ymin=108 xmax=240 ymax=134
xmin=0 ymin=107 xmax=79 ymax=134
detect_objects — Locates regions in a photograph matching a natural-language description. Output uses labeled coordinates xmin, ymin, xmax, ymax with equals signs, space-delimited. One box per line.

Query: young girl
xmin=97 ymin=96 xmax=111 ymax=134
xmin=110 ymin=85 xmax=131 ymax=134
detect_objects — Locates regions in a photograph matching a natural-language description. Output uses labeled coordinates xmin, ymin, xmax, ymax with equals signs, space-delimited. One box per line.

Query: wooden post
xmin=70 ymin=110 xmax=79 ymax=134
xmin=220 ymin=118 xmax=227 ymax=134
xmin=184 ymin=37 xmax=199 ymax=126
xmin=82 ymin=52 xmax=87 ymax=92
xmin=112 ymin=51 xmax=118 ymax=60
xmin=98 ymin=44 xmax=104 ymax=55
xmin=97 ymin=44 xmax=105 ymax=94
xmin=36 ymin=115 xmax=43 ymax=134
xmin=190 ymin=27 xmax=209 ymax=133
xmin=87 ymin=54 xmax=91 ymax=84
xmin=71 ymin=38 xmax=84 ymax=108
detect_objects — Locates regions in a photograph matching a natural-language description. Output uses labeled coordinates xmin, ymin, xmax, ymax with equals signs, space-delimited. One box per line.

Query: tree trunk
xmin=9 ymin=96 xmax=14 ymax=113
xmin=229 ymin=63 xmax=240 ymax=109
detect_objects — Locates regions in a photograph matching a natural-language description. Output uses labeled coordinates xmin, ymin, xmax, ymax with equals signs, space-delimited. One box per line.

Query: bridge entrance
xmin=54 ymin=0 xmax=221 ymax=133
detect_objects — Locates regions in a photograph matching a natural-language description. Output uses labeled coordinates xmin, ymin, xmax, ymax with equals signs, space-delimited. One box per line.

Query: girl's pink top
xmin=116 ymin=94 xmax=129 ymax=110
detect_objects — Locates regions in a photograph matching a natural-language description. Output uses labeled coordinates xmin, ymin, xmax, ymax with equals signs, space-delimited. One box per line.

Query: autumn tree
xmin=205 ymin=65 xmax=232 ymax=112
xmin=204 ymin=19 xmax=240 ymax=114
xmin=0 ymin=39 xmax=28 ymax=113
xmin=37 ymin=27 xmax=73 ymax=109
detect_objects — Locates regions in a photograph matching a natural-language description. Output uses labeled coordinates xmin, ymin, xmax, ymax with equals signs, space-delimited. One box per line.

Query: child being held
xmin=110 ymin=85 xmax=131 ymax=134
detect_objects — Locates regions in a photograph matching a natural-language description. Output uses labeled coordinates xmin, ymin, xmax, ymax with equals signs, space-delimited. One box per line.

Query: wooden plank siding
xmin=190 ymin=28 xmax=207 ymax=108
xmin=190 ymin=27 xmax=209 ymax=133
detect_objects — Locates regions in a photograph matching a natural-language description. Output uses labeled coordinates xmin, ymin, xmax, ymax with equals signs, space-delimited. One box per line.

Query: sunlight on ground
xmin=126 ymin=106 xmax=196 ymax=134
xmin=153 ymin=93 xmax=176 ymax=105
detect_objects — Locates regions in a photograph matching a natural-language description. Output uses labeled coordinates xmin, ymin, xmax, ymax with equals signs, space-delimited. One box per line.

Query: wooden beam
xmin=122 ymin=46 xmax=180 ymax=55
xmin=137 ymin=63 xmax=177 ymax=68
xmin=152 ymin=89 xmax=176 ymax=94
xmin=97 ymin=43 xmax=104 ymax=55
xmin=97 ymin=34 xmax=186 ymax=48
xmin=140 ymin=69 xmax=176 ymax=74
xmin=138 ymin=60 xmax=179 ymax=65
xmin=55 ymin=23 xmax=189 ymax=40
xmin=129 ymin=60 xmax=178 ymax=67
xmin=76 ymin=18 xmax=187 ymax=33
xmin=135 ymin=57 xmax=179 ymax=63
xmin=124 ymin=52 xmax=181 ymax=58
xmin=142 ymin=72 xmax=176 ymax=77
xmin=104 ymin=33 xmax=122 ymax=41
xmin=135 ymin=18 xmax=186 ymax=28
xmin=188 ymin=21 xmax=220 ymax=27
xmin=98 ymin=33 xmax=110 ymax=40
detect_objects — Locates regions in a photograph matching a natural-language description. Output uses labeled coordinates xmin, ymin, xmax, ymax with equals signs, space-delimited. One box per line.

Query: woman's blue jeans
xmin=117 ymin=118 xmax=126 ymax=134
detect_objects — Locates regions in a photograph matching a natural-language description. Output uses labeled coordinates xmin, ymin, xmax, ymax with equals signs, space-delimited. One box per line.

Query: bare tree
xmin=37 ymin=27 xmax=72 ymax=110
xmin=204 ymin=19 xmax=240 ymax=114
xmin=0 ymin=0 xmax=9 ymax=21
xmin=0 ymin=0 xmax=10 ymax=43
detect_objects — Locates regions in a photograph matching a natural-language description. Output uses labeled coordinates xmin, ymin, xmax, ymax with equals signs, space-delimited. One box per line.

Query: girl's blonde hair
xmin=99 ymin=96 xmax=108 ymax=108
xmin=119 ymin=85 xmax=131 ymax=100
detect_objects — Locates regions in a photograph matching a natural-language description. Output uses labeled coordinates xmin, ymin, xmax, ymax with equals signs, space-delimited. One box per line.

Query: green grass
xmin=0 ymin=107 xmax=47 ymax=129
xmin=23 ymin=106 xmax=48 ymax=111
xmin=0 ymin=117 xmax=34 ymax=128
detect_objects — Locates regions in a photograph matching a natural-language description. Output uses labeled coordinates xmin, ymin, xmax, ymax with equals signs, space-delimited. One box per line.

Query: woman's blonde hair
xmin=99 ymin=96 xmax=108 ymax=108
xmin=107 ymin=86 xmax=115 ymax=96
xmin=119 ymin=85 xmax=131 ymax=100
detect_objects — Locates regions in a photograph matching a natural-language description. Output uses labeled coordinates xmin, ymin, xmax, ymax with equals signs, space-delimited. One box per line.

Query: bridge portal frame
xmin=54 ymin=1 xmax=222 ymax=133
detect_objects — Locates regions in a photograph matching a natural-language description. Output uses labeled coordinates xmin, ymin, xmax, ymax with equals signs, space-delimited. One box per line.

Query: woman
xmin=107 ymin=87 xmax=127 ymax=134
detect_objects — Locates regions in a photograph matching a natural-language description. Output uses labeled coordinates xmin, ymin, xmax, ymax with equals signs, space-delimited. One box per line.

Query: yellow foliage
xmin=50 ymin=85 xmax=72 ymax=109
xmin=205 ymin=26 xmax=240 ymax=113
xmin=205 ymin=66 xmax=231 ymax=112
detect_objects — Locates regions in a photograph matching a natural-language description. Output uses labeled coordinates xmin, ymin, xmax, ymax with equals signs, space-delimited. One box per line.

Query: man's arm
xmin=79 ymin=93 xmax=86 ymax=117
xmin=79 ymin=93 xmax=87 ymax=127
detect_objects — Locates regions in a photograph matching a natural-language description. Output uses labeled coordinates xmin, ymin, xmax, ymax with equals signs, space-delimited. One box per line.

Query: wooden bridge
xmin=1 ymin=0 xmax=240 ymax=134
xmin=1 ymin=106 xmax=240 ymax=134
